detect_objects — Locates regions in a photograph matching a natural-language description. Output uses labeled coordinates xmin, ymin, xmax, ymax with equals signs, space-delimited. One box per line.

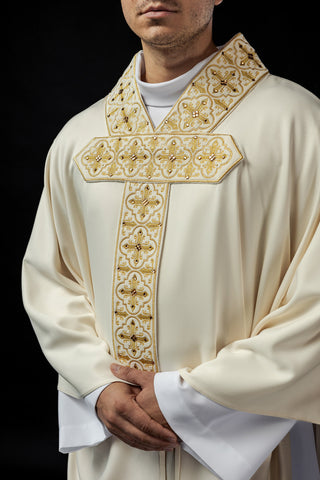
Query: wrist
xmin=85 ymin=384 xmax=111 ymax=410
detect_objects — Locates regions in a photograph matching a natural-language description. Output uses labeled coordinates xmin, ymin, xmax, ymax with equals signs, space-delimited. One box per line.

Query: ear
xmin=214 ymin=0 xmax=224 ymax=5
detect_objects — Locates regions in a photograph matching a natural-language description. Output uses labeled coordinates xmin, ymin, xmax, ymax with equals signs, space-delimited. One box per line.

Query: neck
xmin=140 ymin=26 xmax=217 ymax=83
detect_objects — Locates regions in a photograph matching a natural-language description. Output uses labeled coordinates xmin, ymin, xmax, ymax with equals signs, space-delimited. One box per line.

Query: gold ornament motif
xmin=112 ymin=183 xmax=168 ymax=371
xmin=74 ymin=33 xmax=268 ymax=371
xmin=74 ymin=134 xmax=242 ymax=183
xmin=106 ymin=66 xmax=152 ymax=136
xmin=105 ymin=33 xmax=268 ymax=136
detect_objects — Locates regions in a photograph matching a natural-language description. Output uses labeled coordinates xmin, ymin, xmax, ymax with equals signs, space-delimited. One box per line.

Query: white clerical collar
xmin=135 ymin=49 xmax=220 ymax=108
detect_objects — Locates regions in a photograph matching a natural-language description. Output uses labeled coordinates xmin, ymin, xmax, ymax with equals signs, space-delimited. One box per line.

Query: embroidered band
xmin=73 ymin=33 xmax=268 ymax=371
xmin=105 ymin=33 xmax=268 ymax=137
xmin=74 ymin=134 xmax=243 ymax=183
xmin=112 ymin=182 xmax=169 ymax=371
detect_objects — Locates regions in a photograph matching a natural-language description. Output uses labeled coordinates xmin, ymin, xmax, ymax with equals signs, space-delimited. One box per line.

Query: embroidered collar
xmin=105 ymin=33 xmax=268 ymax=136
xmin=75 ymin=33 xmax=267 ymax=184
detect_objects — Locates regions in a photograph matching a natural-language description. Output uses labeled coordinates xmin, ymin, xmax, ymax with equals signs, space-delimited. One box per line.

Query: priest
xmin=22 ymin=0 xmax=320 ymax=478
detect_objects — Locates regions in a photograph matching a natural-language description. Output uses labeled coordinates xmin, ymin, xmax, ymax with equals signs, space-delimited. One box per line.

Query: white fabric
xmin=59 ymin=375 xmax=319 ymax=479
xmin=59 ymin=385 xmax=110 ymax=453
xmin=135 ymin=50 xmax=219 ymax=128
xmin=56 ymin=50 xmax=319 ymax=479
xmin=155 ymin=371 xmax=296 ymax=480
xmin=84 ymin=384 xmax=108 ymax=410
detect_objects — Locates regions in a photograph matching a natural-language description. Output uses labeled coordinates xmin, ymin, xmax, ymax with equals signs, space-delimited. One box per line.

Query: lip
xmin=141 ymin=4 xmax=177 ymax=17
xmin=143 ymin=10 xmax=175 ymax=18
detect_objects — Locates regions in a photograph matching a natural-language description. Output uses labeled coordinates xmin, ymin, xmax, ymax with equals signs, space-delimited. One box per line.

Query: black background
xmin=3 ymin=1 xmax=319 ymax=477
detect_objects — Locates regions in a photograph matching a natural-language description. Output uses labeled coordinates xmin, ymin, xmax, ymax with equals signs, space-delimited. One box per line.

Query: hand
xmin=111 ymin=364 xmax=172 ymax=430
xmin=96 ymin=374 xmax=178 ymax=452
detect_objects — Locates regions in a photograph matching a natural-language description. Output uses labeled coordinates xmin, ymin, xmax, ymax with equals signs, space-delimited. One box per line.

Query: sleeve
xmin=155 ymin=371 xmax=295 ymax=480
xmin=179 ymin=218 xmax=320 ymax=423
xmin=179 ymin=92 xmax=320 ymax=424
xmin=22 ymin=140 xmax=126 ymax=398
xmin=58 ymin=387 xmax=111 ymax=453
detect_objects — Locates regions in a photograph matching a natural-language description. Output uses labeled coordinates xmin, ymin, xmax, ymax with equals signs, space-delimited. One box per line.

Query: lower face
xmin=120 ymin=0 xmax=216 ymax=50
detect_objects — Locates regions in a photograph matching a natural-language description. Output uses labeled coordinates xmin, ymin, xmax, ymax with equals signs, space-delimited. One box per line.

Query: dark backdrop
xmin=3 ymin=1 xmax=318 ymax=478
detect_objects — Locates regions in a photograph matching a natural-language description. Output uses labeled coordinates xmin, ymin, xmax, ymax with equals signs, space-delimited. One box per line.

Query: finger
xmin=106 ymin=390 xmax=178 ymax=445
xmin=107 ymin=415 xmax=176 ymax=451
xmin=105 ymin=394 xmax=178 ymax=450
xmin=111 ymin=364 xmax=153 ymax=386
xmin=124 ymin=397 xmax=178 ymax=444
xmin=97 ymin=380 xmax=179 ymax=450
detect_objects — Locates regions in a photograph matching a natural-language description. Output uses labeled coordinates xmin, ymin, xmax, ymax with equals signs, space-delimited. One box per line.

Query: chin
xmin=141 ymin=28 xmax=182 ymax=48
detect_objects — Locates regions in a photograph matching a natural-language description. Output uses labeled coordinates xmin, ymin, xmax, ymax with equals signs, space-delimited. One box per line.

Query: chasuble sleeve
xmin=180 ymin=89 xmax=320 ymax=425
xmin=22 ymin=140 xmax=124 ymax=398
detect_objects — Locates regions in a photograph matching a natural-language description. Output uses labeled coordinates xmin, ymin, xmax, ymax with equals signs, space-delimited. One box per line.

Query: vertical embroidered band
xmin=112 ymin=182 xmax=169 ymax=371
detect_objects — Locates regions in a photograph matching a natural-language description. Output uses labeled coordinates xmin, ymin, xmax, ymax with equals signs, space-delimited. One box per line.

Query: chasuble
xmin=22 ymin=33 xmax=320 ymax=479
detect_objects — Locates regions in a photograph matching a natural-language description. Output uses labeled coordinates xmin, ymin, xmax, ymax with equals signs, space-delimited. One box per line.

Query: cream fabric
xmin=22 ymin=33 xmax=320 ymax=479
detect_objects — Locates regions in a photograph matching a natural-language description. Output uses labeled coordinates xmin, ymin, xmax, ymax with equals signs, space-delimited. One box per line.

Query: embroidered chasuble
xmin=22 ymin=33 xmax=320 ymax=479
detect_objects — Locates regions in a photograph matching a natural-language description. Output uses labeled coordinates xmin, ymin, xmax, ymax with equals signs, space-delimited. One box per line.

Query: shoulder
xmin=249 ymin=74 xmax=319 ymax=122
xmin=221 ymin=73 xmax=319 ymax=141
xmin=42 ymin=96 xmax=109 ymax=185
xmin=53 ymin=97 xmax=108 ymax=150
xmin=45 ymin=97 xmax=109 ymax=177
xmin=229 ymin=74 xmax=319 ymax=148
xmin=261 ymin=77 xmax=319 ymax=178
xmin=254 ymin=76 xmax=320 ymax=157
xmin=221 ymin=74 xmax=320 ymax=183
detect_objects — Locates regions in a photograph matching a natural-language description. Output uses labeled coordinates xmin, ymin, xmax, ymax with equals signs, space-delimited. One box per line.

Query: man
xmin=22 ymin=0 xmax=320 ymax=479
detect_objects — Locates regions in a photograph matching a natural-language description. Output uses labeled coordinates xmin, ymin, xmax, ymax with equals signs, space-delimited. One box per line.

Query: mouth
xmin=141 ymin=3 xmax=178 ymax=18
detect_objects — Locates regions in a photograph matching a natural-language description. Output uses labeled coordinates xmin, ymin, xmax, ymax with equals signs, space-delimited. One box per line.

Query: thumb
xmin=111 ymin=363 xmax=145 ymax=385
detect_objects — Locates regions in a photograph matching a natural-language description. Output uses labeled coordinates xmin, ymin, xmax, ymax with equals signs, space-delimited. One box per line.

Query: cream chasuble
xmin=22 ymin=33 xmax=320 ymax=479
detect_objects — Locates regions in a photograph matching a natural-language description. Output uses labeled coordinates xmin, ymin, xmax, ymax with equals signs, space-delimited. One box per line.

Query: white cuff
xmin=84 ymin=384 xmax=109 ymax=409
xmin=154 ymin=371 xmax=295 ymax=480
xmin=58 ymin=387 xmax=111 ymax=454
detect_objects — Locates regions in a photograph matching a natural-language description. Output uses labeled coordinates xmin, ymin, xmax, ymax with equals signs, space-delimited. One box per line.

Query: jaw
xmin=140 ymin=16 xmax=213 ymax=54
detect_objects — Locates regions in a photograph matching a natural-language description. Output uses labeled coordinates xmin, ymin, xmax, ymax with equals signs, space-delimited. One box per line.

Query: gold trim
xmin=74 ymin=33 xmax=269 ymax=371
xmin=105 ymin=33 xmax=268 ymax=136
xmin=112 ymin=182 xmax=169 ymax=371
xmin=74 ymin=134 xmax=243 ymax=183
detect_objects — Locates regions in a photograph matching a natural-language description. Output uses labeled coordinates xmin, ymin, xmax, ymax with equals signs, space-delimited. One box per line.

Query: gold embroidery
xmin=112 ymin=182 xmax=169 ymax=371
xmin=105 ymin=33 xmax=268 ymax=136
xmin=106 ymin=65 xmax=152 ymax=136
xmin=74 ymin=134 xmax=242 ymax=183
xmin=74 ymin=33 xmax=268 ymax=372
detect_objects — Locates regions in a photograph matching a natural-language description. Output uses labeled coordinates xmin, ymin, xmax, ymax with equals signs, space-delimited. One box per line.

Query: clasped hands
xmin=96 ymin=364 xmax=179 ymax=451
